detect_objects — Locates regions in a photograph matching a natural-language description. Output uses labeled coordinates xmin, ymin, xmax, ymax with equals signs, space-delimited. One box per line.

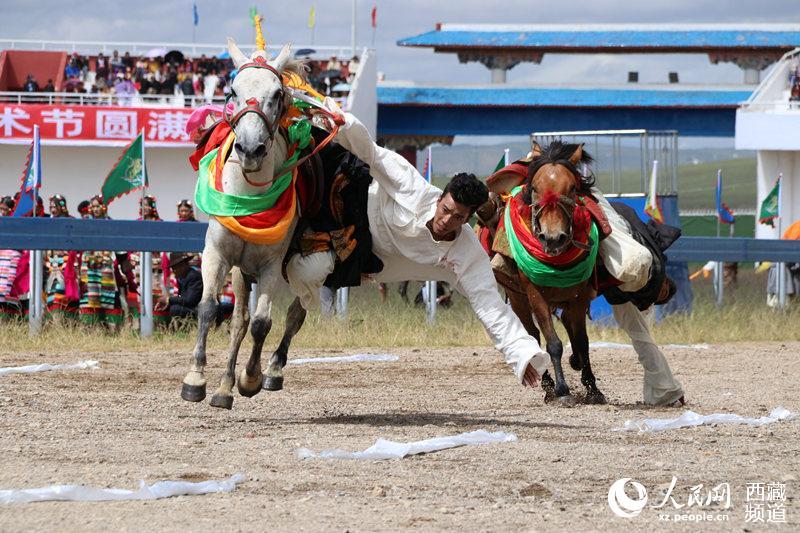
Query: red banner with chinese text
xmin=0 ymin=104 xmax=194 ymax=147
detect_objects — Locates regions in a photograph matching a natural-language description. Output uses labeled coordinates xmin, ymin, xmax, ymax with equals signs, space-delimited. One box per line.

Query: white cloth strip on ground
xmin=614 ymin=407 xmax=796 ymax=433
xmin=0 ymin=473 xmax=246 ymax=503
xmin=297 ymin=429 xmax=517 ymax=460
xmin=0 ymin=360 xmax=99 ymax=377
xmin=288 ymin=354 xmax=399 ymax=366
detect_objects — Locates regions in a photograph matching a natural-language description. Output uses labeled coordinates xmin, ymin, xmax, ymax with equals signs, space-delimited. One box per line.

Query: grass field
xmin=2 ymin=270 xmax=797 ymax=358
xmin=432 ymin=157 xmax=757 ymax=212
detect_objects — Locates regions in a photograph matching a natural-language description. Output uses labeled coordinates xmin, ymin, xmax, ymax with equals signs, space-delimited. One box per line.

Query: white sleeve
xmin=335 ymin=112 xmax=438 ymax=211
xmin=454 ymin=232 xmax=550 ymax=383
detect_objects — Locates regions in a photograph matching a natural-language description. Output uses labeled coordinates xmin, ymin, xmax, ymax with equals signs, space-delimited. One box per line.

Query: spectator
xmin=203 ymin=69 xmax=220 ymax=103
xmin=77 ymin=200 xmax=91 ymax=219
xmin=176 ymin=199 xmax=197 ymax=222
xmin=0 ymin=196 xmax=14 ymax=216
xmin=23 ymin=74 xmax=39 ymax=92
xmin=122 ymin=51 xmax=134 ymax=70
xmin=65 ymin=59 xmax=80 ymax=80
xmin=96 ymin=53 xmax=109 ymax=82
xmin=42 ymin=79 xmax=55 ymax=92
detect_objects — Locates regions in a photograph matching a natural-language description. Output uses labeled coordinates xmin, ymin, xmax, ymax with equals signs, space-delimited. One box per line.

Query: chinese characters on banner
xmin=0 ymin=104 xmax=193 ymax=145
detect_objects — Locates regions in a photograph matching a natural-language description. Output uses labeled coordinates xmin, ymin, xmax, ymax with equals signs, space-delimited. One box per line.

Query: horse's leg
xmin=562 ymin=297 xmax=606 ymax=405
xmin=209 ymin=268 xmax=250 ymax=409
xmin=181 ymin=249 xmax=228 ymax=403
xmin=236 ymin=264 xmax=278 ymax=397
xmin=521 ymin=278 xmax=574 ymax=406
xmin=262 ymin=296 xmax=306 ymax=391
xmin=507 ymin=289 xmax=555 ymax=399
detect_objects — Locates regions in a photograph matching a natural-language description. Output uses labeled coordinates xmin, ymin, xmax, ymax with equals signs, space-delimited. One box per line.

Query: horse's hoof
xmin=181 ymin=383 xmax=206 ymax=403
xmin=556 ymin=395 xmax=577 ymax=407
xmin=209 ymin=394 xmax=234 ymax=410
xmin=263 ymin=375 xmax=284 ymax=391
xmin=237 ymin=373 xmax=263 ymax=398
xmin=585 ymin=392 xmax=607 ymax=405
xmin=569 ymin=353 xmax=582 ymax=371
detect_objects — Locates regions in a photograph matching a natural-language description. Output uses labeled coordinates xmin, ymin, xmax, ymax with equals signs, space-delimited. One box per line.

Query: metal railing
xmin=1 ymin=218 xmax=798 ymax=336
xmin=0 ymin=38 xmax=352 ymax=58
xmin=0 ymin=91 xmax=225 ymax=108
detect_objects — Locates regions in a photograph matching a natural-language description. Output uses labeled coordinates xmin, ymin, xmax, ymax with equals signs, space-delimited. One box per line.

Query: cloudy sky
xmin=2 ymin=0 xmax=798 ymax=86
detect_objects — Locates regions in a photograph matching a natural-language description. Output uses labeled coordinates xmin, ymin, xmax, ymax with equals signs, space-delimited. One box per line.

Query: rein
xmin=527 ymin=167 xmax=592 ymax=253
xmin=223 ymin=58 xmax=344 ymax=185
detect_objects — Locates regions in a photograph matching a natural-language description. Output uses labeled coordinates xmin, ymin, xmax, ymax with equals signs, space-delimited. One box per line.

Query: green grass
xmin=593 ymin=157 xmax=757 ymax=210
xmin=433 ymin=157 xmax=757 ymax=212
xmin=2 ymin=271 xmax=797 ymax=358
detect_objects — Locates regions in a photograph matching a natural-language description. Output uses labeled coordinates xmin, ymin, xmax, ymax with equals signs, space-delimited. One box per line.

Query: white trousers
xmin=592 ymin=188 xmax=652 ymax=292
xmin=612 ymin=302 xmax=684 ymax=405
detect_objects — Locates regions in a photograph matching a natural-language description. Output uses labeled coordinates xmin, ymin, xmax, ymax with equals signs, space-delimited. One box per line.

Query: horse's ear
xmin=569 ymin=144 xmax=584 ymax=165
xmin=226 ymin=37 xmax=249 ymax=69
xmin=531 ymin=141 xmax=543 ymax=159
xmin=272 ymin=43 xmax=292 ymax=72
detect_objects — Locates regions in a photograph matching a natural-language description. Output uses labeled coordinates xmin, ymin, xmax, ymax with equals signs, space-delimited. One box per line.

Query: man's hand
xmin=521 ymin=361 xmax=541 ymax=388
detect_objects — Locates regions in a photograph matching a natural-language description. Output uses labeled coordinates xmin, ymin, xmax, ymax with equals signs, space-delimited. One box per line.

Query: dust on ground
xmin=0 ymin=341 xmax=797 ymax=531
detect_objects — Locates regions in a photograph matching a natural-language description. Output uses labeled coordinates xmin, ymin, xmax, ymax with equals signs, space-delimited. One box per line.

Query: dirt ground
xmin=0 ymin=341 xmax=798 ymax=532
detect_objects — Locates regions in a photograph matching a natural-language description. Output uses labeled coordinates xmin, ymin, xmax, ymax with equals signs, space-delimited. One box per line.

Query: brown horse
xmin=487 ymin=141 xmax=606 ymax=406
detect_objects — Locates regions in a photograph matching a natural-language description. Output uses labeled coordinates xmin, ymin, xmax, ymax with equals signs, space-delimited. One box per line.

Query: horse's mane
xmin=523 ymin=141 xmax=596 ymax=204
xmin=281 ymin=57 xmax=310 ymax=82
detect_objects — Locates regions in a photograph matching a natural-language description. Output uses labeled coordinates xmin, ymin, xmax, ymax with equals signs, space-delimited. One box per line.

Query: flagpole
xmin=776 ymin=173 xmax=786 ymax=309
xmin=351 ymin=0 xmax=357 ymax=58
xmin=29 ymin=125 xmax=43 ymax=336
xmin=425 ymin=145 xmax=436 ymax=324
xmin=139 ymin=128 xmax=153 ymax=337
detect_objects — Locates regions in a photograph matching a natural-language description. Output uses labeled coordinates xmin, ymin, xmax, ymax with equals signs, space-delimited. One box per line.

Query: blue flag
xmin=12 ymin=130 xmax=41 ymax=217
xmin=193 ymin=2 xmax=199 ymax=26
xmin=715 ymin=169 xmax=735 ymax=225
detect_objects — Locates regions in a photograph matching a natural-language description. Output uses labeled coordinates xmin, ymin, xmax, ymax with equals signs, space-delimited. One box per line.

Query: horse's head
xmin=225 ymin=38 xmax=302 ymax=172
xmin=524 ymin=140 xmax=595 ymax=256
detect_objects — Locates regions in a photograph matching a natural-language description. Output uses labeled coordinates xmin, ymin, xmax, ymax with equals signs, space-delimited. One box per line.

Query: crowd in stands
xmin=20 ymin=50 xmax=359 ymax=106
xmin=789 ymin=64 xmax=800 ymax=102
xmin=0 ymin=193 xmax=237 ymax=330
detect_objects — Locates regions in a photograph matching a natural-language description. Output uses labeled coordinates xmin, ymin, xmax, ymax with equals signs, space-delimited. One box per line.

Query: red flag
xmin=371 ymin=6 xmax=377 ymax=28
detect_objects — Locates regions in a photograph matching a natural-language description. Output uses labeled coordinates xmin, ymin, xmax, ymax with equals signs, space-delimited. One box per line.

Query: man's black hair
xmin=442 ymin=173 xmax=488 ymax=214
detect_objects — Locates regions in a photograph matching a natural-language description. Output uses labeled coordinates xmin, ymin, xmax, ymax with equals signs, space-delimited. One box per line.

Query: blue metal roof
xmin=377 ymin=86 xmax=753 ymax=108
xmin=399 ymin=25 xmax=800 ymax=50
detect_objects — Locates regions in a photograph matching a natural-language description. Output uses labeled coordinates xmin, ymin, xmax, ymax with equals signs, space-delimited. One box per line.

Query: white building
xmin=735 ymin=48 xmax=800 ymax=237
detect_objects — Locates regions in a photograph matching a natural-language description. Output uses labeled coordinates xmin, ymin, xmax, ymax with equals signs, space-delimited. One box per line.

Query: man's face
xmin=49 ymin=200 xmax=60 ymax=217
xmin=0 ymin=204 xmax=10 ymax=217
xmin=142 ymin=203 xmax=154 ymax=218
xmin=432 ymin=193 xmax=471 ymax=238
xmin=178 ymin=205 xmax=192 ymax=220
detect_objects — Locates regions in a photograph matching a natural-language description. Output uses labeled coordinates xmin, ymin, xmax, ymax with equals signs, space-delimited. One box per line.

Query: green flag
xmin=101 ymin=132 xmax=146 ymax=204
xmin=249 ymin=6 xmax=258 ymax=25
xmin=493 ymin=153 xmax=506 ymax=173
xmin=759 ymin=176 xmax=780 ymax=227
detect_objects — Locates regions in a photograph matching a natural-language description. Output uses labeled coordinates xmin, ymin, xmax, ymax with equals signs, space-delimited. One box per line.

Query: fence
xmin=1 ymin=218 xmax=799 ymax=336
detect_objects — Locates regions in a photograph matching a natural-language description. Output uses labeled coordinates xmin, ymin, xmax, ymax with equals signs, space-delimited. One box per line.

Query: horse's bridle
xmin=224 ymin=59 xmax=285 ymax=140
xmin=529 ymin=167 xmax=591 ymax=253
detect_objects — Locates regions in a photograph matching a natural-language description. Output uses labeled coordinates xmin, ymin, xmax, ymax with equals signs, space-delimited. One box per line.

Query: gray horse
xmin=181 ymin=37 xmax=309 ymax=410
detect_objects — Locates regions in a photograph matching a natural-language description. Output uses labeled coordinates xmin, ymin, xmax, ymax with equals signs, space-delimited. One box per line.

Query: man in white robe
xmin=288 ymin=105 xmax=683 ymax=404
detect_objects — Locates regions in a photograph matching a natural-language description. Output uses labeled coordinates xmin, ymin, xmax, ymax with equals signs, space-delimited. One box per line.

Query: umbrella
xmin=294 ymin=48 xmax=316 ymax=58
xmin=145 ymin=47 xmax=167 ymax=59
xmin=164 ymin=50 xmax=185 ymax=65
xmin=219 ymin=51 xmax=230 ymax=59
xmin=332 ymin=82 xmax=351 ymax=92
